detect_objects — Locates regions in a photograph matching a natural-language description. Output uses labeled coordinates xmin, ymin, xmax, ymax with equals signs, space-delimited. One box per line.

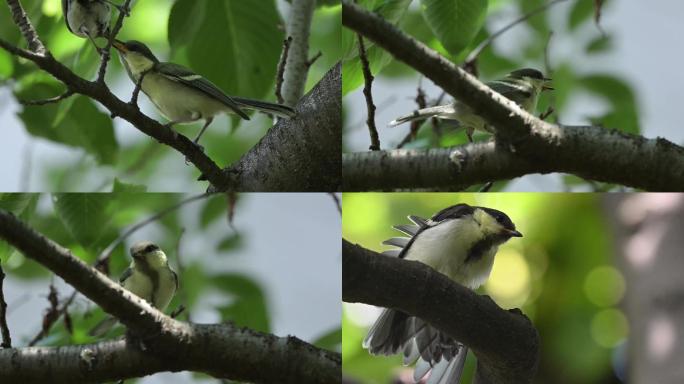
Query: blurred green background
xmin=343 ymin=193 xmax=626 ymax=384
xmin=0 ymin=192 xmax=341 ymax=384
xmin=0 ymin=0 xmax=341 ymax=191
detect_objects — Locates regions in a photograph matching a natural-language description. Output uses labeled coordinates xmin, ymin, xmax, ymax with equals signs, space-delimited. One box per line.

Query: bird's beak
xmin=112 ymin=40 xmax=127 ymax=53
xmin=504 ymin=229 xmax=523 ymax=237
xmin=542 ymin=78 xmax=554 ymax=91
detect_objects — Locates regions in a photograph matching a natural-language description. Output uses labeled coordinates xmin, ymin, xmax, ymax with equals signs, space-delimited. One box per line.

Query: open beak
xmin=542 ymin=78 xmax=554 ymax=91
xmin=504 ymin=229 xmax=523 ymax=237
xmin=112 ymin=39 xmax=127 ymax=53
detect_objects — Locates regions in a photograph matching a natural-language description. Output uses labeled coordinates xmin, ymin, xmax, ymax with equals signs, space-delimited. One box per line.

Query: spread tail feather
xmin=231 ymin=97 xmax=296 ymax=118
xmin=388 ymin=105 xmax=457 ymax=127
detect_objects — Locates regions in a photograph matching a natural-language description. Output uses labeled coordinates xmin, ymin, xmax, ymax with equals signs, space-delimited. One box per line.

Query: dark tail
xmin=232 ymin=97 xmax=296 ymax=118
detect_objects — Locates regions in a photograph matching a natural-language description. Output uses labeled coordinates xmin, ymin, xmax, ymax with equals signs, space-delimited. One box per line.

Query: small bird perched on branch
xmin=112 ymin=40 xmax=296 ymax=145
xmin=363 ymin=203 xmax=523 ymax=384
xmin=389 ymin=68 xmax=553 ymax=141
xmin=89 ymin=241 xmax=178 ymax=336
xmin=61 ymin=0 xmax=129 ymax=51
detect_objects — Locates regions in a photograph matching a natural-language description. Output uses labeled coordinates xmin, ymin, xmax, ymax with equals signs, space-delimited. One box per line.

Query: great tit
xmin=363 ymin=203 xmax=523 ymax=384
xmin=112 ymin=40 xmax=296 ymax=144
xmin=389 ymin=68 xmax=553 ymax=141
xmin=61 ymin=0 xmax=128 ymax=50
xmin=89 ymin=241 xmax=178 ymax=337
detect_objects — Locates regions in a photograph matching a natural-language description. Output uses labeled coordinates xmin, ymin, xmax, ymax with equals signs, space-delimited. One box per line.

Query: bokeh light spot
xmin=584 ymin=266 xmax=625 ymax=307
xmin=485 ymin=249 xmax=530 ymax=308
xmin=591 ymin=309 xmax=628 ymax=348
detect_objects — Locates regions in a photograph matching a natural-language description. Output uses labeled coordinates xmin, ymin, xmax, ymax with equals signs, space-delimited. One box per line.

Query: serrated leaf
xmin=168 ymin=0 xmax=283 ymax=101
xmin=53 ymin=194 xmax=112 ymax=249
xmin=420 ymin=0 xmax=487 ymax=57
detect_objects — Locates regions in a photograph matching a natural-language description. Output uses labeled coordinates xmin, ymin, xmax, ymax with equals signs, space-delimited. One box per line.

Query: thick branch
xmin=342 ymin=240 xmax=538 ymax=384
xmin=342 ymin=2 xmax=684 ymax=191
xmin=281 ymin=0 xmax=316 ymax=105
xmin=0 ymin=211 xmax=340 ymax=383
xmin=343 ymin=126 xmax=684 ymax=191
xmin=225 ymin=63 xmax=341 ymax=191
xmin=0 ymin=324 xmax=339 ymax=384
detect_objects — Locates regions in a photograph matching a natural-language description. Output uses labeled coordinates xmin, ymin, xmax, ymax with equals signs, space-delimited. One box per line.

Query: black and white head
xmin=113 ymin=39 xmax=159 ymax=74
xmin=130 ymin=241 xmax=167 ymax=267
xmin=506 ymin=68 xmax=553 ymax=91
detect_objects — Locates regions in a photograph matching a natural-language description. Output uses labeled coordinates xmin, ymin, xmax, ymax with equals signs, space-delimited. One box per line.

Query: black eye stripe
xmin=144 ymin=244 xmax=157 ymax=253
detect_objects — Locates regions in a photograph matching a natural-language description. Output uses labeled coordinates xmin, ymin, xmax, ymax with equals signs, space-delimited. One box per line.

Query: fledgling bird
xmin=61 ymin=0 xmax=128 ymax=50
xmin=89 ymin=241 xmax=178 ymax=336
xmin=112 ymin=40 xmax=296 ymax=145
xmin=363 ymin=203 xmax=523 ymax=384
xmin=389 ymin=68 xmax=553 ymax=141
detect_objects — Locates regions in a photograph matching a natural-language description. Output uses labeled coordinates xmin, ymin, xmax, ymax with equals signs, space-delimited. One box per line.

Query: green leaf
xmin=168 ymin=0 xmax=283 ymax=101
xmin=0 ymin=50 xmax=13 ymax=79
xmin=199 ymin=195 xmax=227 ymax=229
xmin=53 ymin=194 xmax=112 ymax=249
xmin=585 ymin=35 xmax=612 ymax=54
xmin=568 ymin=0 xmax=596 ymax=31
xmin=17 ymin=88 xmax=118 ymax=165
xmin=312 ymin=327 xmax=342 ymax=350
xmin=213 ymin=274 xmax=270 ymax=332
xmin=420 ymin=0 xmax=487 ymax=57
xmin=342 ymin=0 xmax=412 ymax=60
xmin=112 ymin=179 xmax=148 ymax=193
xmin=342 ymin=44 xmax=394 ymax=95
xmin=579 ymin=75 xmax=640 ymax=134
xmin=0 ymin=194 xmax=33 ymax=213
xmin=217 ymin=233 xmax=242 ymax=252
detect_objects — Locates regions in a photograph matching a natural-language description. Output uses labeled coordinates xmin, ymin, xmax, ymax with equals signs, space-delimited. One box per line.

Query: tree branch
xmin=342 ymin=240 xmax=539 ymax=384
xmin=281 ymin=0 xmax=316 ymax=106
xmin=341 ymin=1 xmax=684 ymax=191
xmin=0 ymin=264 xmax=11 ymax=348
xmin=224 ymin=63 xmax=341 ymax=192
xmin=343 ymin=126 xmax=684 ymax=191
xmin=5 ymin=0 xmax=46 ymax=54
xmin=0 ymin=210 xmax=340 ymax=383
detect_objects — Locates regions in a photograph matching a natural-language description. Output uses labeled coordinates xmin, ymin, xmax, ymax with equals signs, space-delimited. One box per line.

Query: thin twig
xmin=0 ymin=264 xmax=12 ymax=348
xmin=96 ymin=0 xmax=133 ymax=83
xmin=97 ymin=193 xmax=213 ymax=264
xmin=357 ymin=34 xmax=380 ymax=151
xmin=129 ymin=69 xmax=149 ymax=108
xmin=397 ymin=82 xmax=427 ymax=149
xmin=275 ymin=37 xmax=293 ymax=104
xmin=20 ymin=90 xmax=74 ymax=106
xmin=464 ymin=0 xmax=569 ymax=66
xmin=306 ymin=51 xmax=323 ymax=68
xmin=593 ymin=0 xmax=606 ymax=36
xmin=27 ymin=282 xmax=76 ymax=346
xmin=173 ymin=228 xmax=190 ymax=322
xmin=328 ymin=193 xmax=341 ymax=216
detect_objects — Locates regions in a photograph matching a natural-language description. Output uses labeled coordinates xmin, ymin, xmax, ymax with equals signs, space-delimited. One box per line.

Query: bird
xmin=61 ymin=0 xmax=128 ymax=50
xmin=112 ymin=39 xmax=296 ymax=145
xmin=363 ymin=203 xmax=523 ymax=384
xmin=389 ymin=68 xmax=553 ymax=141
xmin=89 ymin=241 xmax=178 ymax=336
